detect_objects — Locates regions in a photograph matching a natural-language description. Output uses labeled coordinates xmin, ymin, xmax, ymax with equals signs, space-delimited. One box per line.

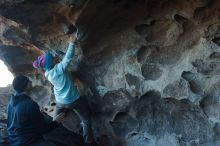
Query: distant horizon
xmin=0 ymin=60 xmax=14 ymax=87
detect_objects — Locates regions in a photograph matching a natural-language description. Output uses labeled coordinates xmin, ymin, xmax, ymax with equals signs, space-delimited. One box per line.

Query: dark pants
xmin=30 ymin=139 xmax=56 ymax=146
xmin=30 ymin=139 xmax=69 ymax=146
xmin=54 ymin=97 xmax=94 ymax=144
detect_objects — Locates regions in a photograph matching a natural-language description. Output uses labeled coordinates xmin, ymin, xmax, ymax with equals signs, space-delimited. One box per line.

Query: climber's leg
xmin=53 ymin=104 xmax=68 ymax=122
xmin=68 ymin=96 xmax=95 ymax=144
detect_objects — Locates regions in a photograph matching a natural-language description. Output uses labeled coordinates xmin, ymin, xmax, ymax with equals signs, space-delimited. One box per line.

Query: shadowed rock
xmin=125 ymin=73 xmax=140 ymax=90
xmin=141 ymin=64 xmax=162 ymax=81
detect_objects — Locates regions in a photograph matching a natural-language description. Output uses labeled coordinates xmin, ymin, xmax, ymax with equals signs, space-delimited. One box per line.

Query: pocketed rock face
xmin=90 ymin=90 xmax=214 ymax=146
xmin=1 ymin=0 xmax=220 ymax=145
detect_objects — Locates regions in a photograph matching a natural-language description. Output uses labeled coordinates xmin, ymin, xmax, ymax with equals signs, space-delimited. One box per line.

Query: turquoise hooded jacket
xmin=45 ymin=43 xmax=80 ymax=104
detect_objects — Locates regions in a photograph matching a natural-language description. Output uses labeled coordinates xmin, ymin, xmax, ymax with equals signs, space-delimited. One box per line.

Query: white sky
xmin=0 ymin=60 xmax=14 ymax=87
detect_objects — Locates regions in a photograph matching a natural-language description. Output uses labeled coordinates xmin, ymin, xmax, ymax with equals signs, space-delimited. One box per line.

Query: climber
xmin=7 ymin=75 xmax=65 ymax=146
xmin=32 ymin=25 xmax=97 ymax=146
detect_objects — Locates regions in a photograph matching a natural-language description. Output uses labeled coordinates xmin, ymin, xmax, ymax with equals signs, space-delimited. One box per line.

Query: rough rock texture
xmin=0 ymin=87 xmax=12 ymax=122
xmin=1 ymin=0 xmax=220 ymax=145
xmin=0 ymin=87 xmax=11 ymax=145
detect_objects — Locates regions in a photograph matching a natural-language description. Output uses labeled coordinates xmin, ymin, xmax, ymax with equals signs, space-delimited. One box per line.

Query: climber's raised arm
xmin=60 ymin=25 xmax=78 ymax=70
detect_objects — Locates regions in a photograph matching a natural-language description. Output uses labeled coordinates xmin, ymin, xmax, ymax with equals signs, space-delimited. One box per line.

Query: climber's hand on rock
xmin=65 ymin=24 xmax=78 ymax=43
xmin=69 ymin=34 xmax=77 ymax=43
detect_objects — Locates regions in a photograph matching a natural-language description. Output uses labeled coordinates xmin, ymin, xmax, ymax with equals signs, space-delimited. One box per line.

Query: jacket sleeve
xmin=28 ymin=101 xmax=58 ymax=134
xmin=60 ymin=42 xmax=76 ymax=71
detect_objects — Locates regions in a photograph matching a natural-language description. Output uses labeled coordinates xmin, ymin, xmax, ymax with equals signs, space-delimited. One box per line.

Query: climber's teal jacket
xmin=45 ymin=43 xmax=80 ymax=104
